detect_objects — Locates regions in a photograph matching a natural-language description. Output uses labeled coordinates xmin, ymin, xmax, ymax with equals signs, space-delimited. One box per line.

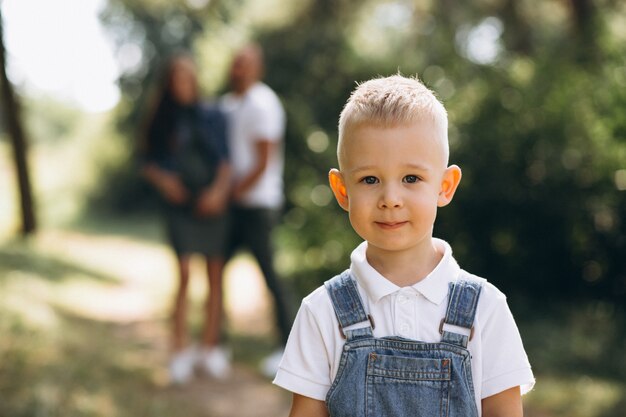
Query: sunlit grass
xmin=0 ymin=306 xmax=200 ymax=417
xmin=519 ymin=302 xmax=626 ymax=417
xmin=524 ymin=375 xmax=626 ymax=417
xmin=0 ymin=232 xmax=288 ymax=417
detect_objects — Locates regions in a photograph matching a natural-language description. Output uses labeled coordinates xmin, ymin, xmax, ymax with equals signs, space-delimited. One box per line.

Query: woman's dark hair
xmin=139 ymin=51 xmax=197 ymax=160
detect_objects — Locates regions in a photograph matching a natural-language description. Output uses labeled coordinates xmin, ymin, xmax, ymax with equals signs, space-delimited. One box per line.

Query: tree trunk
xmin=0 ymin=9 xmax=36 ymax=235
xmin=568 ymin=0 xmax=600 ymax=63
xmin=501 ymin=0 xmax=533 ymax=55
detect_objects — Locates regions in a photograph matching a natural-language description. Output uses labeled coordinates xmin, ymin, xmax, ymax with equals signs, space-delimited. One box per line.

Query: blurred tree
xmin=0 ymin=7 xmax=36 ymax=235
xmin=254 ymin=0 xmax=626 ymax=305
xmin=98 ymin=0 xmax=626 ymax=308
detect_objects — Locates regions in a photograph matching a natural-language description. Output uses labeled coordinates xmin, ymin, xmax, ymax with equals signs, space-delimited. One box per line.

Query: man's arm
xmin=232 ymin=139 xmax=274 ymax=201
xmin=482 ymin=386 xmax=523 ymax=417
xmin=288 ymin=394 xmax=328 ymax=417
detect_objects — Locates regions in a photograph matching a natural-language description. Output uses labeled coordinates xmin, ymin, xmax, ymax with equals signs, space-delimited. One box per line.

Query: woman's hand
xmin=195 ymin=186 xmax=228 ymax=217
xmin=157 ymin=172 xmax=189 ymax=205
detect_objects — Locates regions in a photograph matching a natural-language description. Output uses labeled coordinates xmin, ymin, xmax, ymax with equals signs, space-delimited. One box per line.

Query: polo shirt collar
xmin=350 ymin=238 xmax=460 ymax=305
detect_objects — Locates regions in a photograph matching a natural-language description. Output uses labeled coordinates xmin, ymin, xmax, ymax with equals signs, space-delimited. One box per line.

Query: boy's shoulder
xmin=301 ymin=279 xmax=336 ymax=309
xmin=456 ymin=269 xmax=486 ymax=285
xmin=299 ymin=270 xmax=350 ymax=319
xmin=458 ymin=268 xmax=509 ymax=315
xmin=297 ymin=282 xmax=339 ymax=332
xmin=301 ymin=268 xmax=509 ymax=319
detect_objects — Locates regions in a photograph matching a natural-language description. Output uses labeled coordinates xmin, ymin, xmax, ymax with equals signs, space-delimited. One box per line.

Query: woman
xmin=140 ymin=52 xmax=231 ymax=384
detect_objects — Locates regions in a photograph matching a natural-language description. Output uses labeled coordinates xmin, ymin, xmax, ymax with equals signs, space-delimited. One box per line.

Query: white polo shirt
xmin=274 ymin=239 xmax=535 ymax=414
xmin=221 ymin=82 xmax=285 ymax=209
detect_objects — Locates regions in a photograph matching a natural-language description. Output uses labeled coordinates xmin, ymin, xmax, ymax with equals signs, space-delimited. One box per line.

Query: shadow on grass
xmin=0 ymin=301 xmax=290 ymax=417
xmin=65 ymin=211 xmax=165 ymax=245
xmin=0 ymin=243 xmax=120 ymax=284
xmin=0 ymin=306 xmax=207 ymax=417
xmin=0 ymin=238 xmax=287 ymax=417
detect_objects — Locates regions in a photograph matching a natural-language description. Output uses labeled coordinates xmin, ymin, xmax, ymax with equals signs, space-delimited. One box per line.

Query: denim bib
xmin=324 ymin=270 xmax=483 ymax=417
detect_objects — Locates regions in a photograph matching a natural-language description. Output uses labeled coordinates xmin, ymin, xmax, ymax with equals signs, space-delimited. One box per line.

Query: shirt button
xmin=398 ymin=295 xmax=409 ymax=304
xmin=399 ymin=323 xmax=410 ymax=334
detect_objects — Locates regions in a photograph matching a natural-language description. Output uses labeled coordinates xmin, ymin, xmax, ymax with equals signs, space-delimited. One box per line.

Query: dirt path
xmin=163 ymin=367 xmax=291 ymax=417
xmin=29 ymin=228 xmax=292 ymax=417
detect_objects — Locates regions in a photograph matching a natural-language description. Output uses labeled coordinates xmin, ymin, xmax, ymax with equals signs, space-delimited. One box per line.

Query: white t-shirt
xmin=221 ymin=82 xmax=285 ymax=209
xmin=274 ymin=239 xmax=535 ymax=415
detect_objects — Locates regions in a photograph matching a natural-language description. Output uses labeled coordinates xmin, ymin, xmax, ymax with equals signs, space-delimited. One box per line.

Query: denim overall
xmin=324 ymin=270 xmax=483 ymax=417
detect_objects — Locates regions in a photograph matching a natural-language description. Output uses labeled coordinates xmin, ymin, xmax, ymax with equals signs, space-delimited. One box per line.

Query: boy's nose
xmin=378 ymin=186 xmax=403 ymax=209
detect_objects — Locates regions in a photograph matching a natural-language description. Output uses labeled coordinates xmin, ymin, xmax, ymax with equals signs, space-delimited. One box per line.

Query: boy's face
xmin=329 ymin=120 xmax=461 ymax=257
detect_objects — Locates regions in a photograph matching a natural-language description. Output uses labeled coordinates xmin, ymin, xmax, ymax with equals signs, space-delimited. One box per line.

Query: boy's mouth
xmin=375 ymin=221 xmax=408 ymax=230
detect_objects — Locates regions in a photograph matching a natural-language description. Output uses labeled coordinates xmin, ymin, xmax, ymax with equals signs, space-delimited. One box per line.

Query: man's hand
xmin=231 ymin=140 xmax=273 ymax=202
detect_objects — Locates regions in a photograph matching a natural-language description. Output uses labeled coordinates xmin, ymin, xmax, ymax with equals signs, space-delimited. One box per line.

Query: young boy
xmin=273 ymin=75 xmax=535 ymax=417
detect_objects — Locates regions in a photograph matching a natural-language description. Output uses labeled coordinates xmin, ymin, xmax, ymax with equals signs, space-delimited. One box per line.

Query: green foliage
xmin=520 ymin=302 xmax=626 ymax=417
xmin=21 ymin=95 xmax=84 ymax=144
xmin=438 ymin=56 xmax=626 ymax=304
xmin=256 ymin=0 xmax=626 ymax=306
xmin=96 ymin=0 xmax=626 ymax=307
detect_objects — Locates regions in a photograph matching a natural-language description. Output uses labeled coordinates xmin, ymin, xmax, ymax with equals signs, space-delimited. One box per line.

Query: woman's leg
xmin=202 ymin=257 xmax=225 ymax=347
xmin=169 ymin=254 xmax=196 ymax=384
xmin=199 ymin=256 xmax=230 ymax=378
xmin=172 ymin=254 xmax=192 ymax=351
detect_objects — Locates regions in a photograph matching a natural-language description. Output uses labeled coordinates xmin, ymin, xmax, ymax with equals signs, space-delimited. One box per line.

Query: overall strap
xmin=440 ymin=278 xmax=483 ymax=348
xmin=324 ymin=270 xmax=374 ymax=341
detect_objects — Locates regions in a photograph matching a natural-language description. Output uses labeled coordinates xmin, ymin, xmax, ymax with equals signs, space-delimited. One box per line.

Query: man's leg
xmin=240 ymin=207 xmax=293 ymax=345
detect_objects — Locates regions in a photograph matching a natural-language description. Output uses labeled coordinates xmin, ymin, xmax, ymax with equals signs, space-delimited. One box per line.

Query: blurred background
xmin=1 ymin=0 xmax=625 ymax=416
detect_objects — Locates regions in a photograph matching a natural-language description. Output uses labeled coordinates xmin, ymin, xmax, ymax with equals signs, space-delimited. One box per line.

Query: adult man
xmin=221 ymin=44 xmax=293 ymax=376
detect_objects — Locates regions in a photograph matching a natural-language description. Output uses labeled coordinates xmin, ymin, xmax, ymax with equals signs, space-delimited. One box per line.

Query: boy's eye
xmin=404 ymin=175 xmax=420 ymax=183
xmin=361 ymin=176 xmax=379 ymax=184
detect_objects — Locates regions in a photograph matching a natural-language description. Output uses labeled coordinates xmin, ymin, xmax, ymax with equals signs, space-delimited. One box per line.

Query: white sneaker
xmin=259 ymin=348 xmax=284 ymax=379
xmin=169 ymin=347 xmax=196 ymax=385
xmin=198 ymin=346 xmax=231 ymax=379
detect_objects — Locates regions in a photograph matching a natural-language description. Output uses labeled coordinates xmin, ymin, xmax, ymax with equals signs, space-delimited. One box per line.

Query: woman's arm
xmin=196 ymin=161 xmax=232 ymax=216
xmin=141 ymin=163 xmax=189 ymax=205
xmin=288 ymin=394 xmax=329 ymax=417
xmin=482 ymin=386 xmax=523 ymax=417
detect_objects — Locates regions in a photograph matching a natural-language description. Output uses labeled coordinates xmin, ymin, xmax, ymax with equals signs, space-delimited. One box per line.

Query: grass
xmin=2 ymin=227 xmax=625 ymax=417
xmin=0 ymin=315 xmax=221 ymax=417
xmin=520 ymin=303 xmax=626 ymax=417
xmin=0 ymin=230 xmax=289 ymax=417
xmin=0 ymin=236 xmax=181 ymax=417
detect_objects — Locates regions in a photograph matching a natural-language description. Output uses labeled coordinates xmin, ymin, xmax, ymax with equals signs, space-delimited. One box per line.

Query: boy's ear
xmin=329 ymin=169 xmax=349 ymax=211
xmin=437 ymin=165 xmax=462 ymax=207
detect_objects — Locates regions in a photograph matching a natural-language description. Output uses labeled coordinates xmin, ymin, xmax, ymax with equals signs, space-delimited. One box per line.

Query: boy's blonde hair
xmin=337 ymin=75 xmax=449 ymax=167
